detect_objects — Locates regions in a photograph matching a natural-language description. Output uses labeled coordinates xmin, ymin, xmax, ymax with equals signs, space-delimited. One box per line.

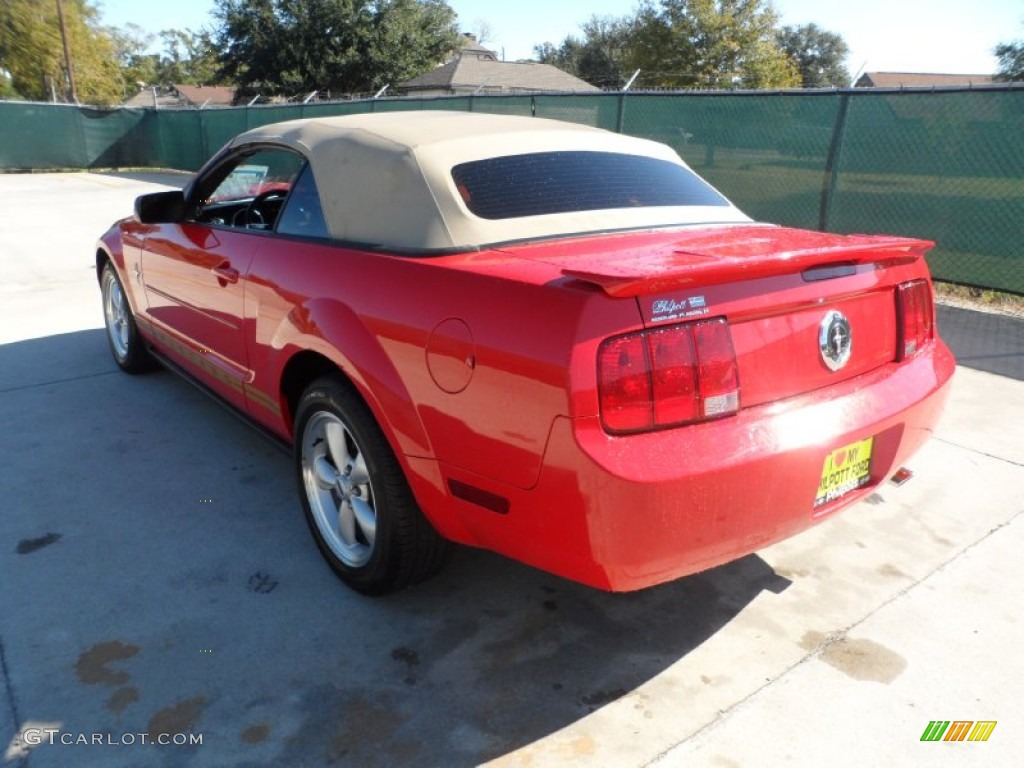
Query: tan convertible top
xmin=231 ymin=111 xmax=749 ymax=251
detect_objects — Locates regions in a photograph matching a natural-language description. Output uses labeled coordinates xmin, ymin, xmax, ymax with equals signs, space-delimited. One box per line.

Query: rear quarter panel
xmin=244 ymin=239 xmax=642 ymax=491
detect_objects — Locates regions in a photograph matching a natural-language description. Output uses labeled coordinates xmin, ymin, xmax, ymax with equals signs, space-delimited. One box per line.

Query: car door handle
xmin=212 ymin=263 xmax=240 ymax=285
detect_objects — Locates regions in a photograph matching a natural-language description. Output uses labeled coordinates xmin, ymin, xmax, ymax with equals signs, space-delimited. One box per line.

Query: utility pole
xmin=56 ymin=0 xmax=78 ymax=103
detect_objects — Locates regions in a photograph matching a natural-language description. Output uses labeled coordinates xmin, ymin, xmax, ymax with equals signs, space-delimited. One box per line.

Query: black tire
xmin=100 ymin=262 xmax=156 ymax=373
xmin=294 ymin=376 xmax=449 ymax=594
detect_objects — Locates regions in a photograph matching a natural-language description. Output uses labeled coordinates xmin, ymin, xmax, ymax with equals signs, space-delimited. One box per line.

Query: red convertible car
xmin=96 ymin=112 xmax=954 ymax=594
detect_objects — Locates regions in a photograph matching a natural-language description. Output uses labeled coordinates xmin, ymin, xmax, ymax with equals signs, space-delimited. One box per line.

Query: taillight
xmin=597 ymin=333 xmax=653 ymax=432
xmin=598 ymin=318 xmax=740 ymax=434
xmin=896 ymin=279 xmax=934 ymax=360
xmin=648 ymin=326 xmax=699 ymax=425
xmin=692 ymin=320 xmax=740 ymax=417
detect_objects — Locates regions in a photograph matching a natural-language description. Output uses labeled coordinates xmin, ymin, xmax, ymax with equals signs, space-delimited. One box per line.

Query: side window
xmin=276 ymin=164 xmax=329 ymax=239
xmin=190 ymin=148 xmax=305 ymax=230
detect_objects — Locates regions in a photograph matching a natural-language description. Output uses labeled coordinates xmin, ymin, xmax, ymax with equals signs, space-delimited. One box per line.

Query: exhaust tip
xmin=890 ymin=467 xmax=914 ymax=487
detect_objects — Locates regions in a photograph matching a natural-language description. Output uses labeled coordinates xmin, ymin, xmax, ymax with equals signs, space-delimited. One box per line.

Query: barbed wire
xmin=2 ymin=79 xmax=1019 ymax=110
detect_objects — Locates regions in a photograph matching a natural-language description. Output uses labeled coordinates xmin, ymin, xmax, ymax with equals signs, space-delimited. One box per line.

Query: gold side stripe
xmin=247 ymin=386 xmax=283 ymax=416
xmin=138 ymin=317 xmax=282 ymax=417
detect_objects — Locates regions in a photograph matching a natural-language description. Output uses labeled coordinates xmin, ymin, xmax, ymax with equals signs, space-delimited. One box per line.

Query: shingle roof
xmin=855 ymin=72 xmax=995 ymax=88
xmin=123 ymin=84 xmax=237 ymax=109
xmin=399 ymin=52 xmax=599 ymax=93
xmin=172 ymin=84 xmax=237 ymax=106
xmin=123 ymin=88 xmax=182 ymax=108
xmin=459 ymin=40 xmax=498 ymax=58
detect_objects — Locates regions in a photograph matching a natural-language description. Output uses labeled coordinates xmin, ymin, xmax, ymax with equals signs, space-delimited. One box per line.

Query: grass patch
xmin=934 ymin=281 xmax=1024 ymax=316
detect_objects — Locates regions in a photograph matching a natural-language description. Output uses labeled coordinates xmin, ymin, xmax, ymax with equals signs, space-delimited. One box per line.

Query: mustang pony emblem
xmin=819 ymin=310 xmax=853 ymax=371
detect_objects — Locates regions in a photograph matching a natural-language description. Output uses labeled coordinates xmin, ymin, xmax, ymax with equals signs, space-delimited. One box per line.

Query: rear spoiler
xmin=561 ymin=227 xmax=934 ymax=298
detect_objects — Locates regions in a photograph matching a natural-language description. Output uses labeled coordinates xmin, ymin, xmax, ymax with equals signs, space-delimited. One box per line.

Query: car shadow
xmin=1 ymin=329 xmax=791 ymax=767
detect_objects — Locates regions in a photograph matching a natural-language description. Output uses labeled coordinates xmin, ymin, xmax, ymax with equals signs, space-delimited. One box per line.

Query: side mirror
xmin=134 ymin=190 xmax=185 ymax=224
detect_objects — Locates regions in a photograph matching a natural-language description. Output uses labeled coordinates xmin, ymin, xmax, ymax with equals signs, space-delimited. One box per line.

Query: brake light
xmin=597 ymin=333 xmax=652 ymax=432
xmin=648 ymin=326 xmax=699 ymax=425
xmin=896 ymin=280 xmax=934 ymax=360
xmin=598 ymin=318 xmax=740 ymax=434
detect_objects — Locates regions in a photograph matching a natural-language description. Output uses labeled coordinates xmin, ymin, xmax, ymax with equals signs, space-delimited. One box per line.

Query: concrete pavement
xmin=1 ymin=172 xmax=1021 ymax=767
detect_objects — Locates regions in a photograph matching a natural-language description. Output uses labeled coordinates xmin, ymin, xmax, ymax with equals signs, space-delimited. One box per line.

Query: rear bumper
xmin=427 ymin=340 xmax=955 ymax=591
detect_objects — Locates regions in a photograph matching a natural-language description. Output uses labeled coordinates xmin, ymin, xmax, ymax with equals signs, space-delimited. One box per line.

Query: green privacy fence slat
xmin=200 ymin=109 xmax=247 ymax=161
xmin=829 ymin=90 xmax=1024 ymax=294
xmin=0 ymin=102 xmax=86 ymax=168
xmin=1 ymin=89 xmax=1021 ymax=293
xmin=298 ymin=101 xmax=367 ymax=118
xmin=153 ymin=109 xmax=204 ymax=172
xmin=463 ymin=96 xmax=533 ymax=115
xmin=534 ymin=94 xmax=617 ymax=129
xmin=78 ymin=107 xmax=153 ymax=168
xmin=620 ymin=92 xmax=842 ymax=232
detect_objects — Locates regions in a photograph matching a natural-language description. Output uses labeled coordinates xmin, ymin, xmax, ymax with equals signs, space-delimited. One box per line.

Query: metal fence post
xmin=196 ymin=110 xmax=205 ymax=167
xmin=73 ymin=105 xmax=89 ymax=167
xmin=818 ymin=92 xmax=851 ymax=232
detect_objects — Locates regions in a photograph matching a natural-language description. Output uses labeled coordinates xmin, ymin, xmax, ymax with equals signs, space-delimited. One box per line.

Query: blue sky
xmin=95 ymin=0 xmax=1022 ymax=77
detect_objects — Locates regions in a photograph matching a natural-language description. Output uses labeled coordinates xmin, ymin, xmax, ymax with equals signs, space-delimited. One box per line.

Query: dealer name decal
xmin=651 ymin=295 xmax=708 ymax=322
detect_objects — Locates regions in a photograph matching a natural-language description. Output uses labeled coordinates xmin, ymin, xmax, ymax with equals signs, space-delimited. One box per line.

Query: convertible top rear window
xmin=451 ymin=151 xmax=730 ymax=220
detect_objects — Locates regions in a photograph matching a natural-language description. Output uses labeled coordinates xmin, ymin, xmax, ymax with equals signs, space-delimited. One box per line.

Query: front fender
xmin=95 ymin=223 xmax=125 ymax=278
xmin=95 ymin=219 xmax=148 ymax=316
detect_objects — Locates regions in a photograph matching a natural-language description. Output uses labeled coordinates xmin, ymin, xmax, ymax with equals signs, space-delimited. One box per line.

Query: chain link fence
xmin=1 ymin=87 xmax=1022 ymax=294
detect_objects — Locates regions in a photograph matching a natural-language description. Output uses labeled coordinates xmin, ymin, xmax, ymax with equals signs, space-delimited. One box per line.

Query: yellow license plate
xmin=815 ymin=437 xmax=874 ymax=509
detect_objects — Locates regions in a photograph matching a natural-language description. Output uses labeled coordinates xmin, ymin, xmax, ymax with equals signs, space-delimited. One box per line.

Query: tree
xmin=212 ymin=0 xmax=460 ymax=98
xmin=0 ymin=69 xmax=19 ymax=99
xmin=0 ymin=0 xmax=123 ymax=104
xmin=108 ymin=25 xmax=222 ymax=97
xmin=627 ymin=0 xmax=799 ymax=89
xmin=469 ymin=18 xmax=494 ymax=46
xmin=107 ymin=22 xmax=157 ymax=90
xmin=994 ymin=33 xmax=1023 ymax=82
xmin=777 ymin=23 xmax=850 ymax=87
xmin=534 ymin=15 xmax=632 ymax=88
xmin=155 ymin=28 xmax=219 ymax=85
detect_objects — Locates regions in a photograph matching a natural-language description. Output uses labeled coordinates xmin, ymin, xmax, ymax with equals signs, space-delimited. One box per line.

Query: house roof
xmin=123 ymin=88 xmax=182 ymax=108
xmin=171 ymin=84 xmax=236 ymax=106
xmin=122 ymin=84 xmax=237 ymax=109
xmin=399 ymin=51 xmax=599 ymax=93
xmin=457 ymin=34 xmax=498 ymax=59
xmin=855 ymin=72 xmax=995 ymax=88
xmin=229 ymin=111 xmax=746 ymax=252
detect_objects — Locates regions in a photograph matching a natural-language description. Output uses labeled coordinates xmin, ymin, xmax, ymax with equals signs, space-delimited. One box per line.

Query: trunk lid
xmin=501 ymin=224 xmax=934 ymax=409
xmin=502 ymin=224 xmax=931 ymax=297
